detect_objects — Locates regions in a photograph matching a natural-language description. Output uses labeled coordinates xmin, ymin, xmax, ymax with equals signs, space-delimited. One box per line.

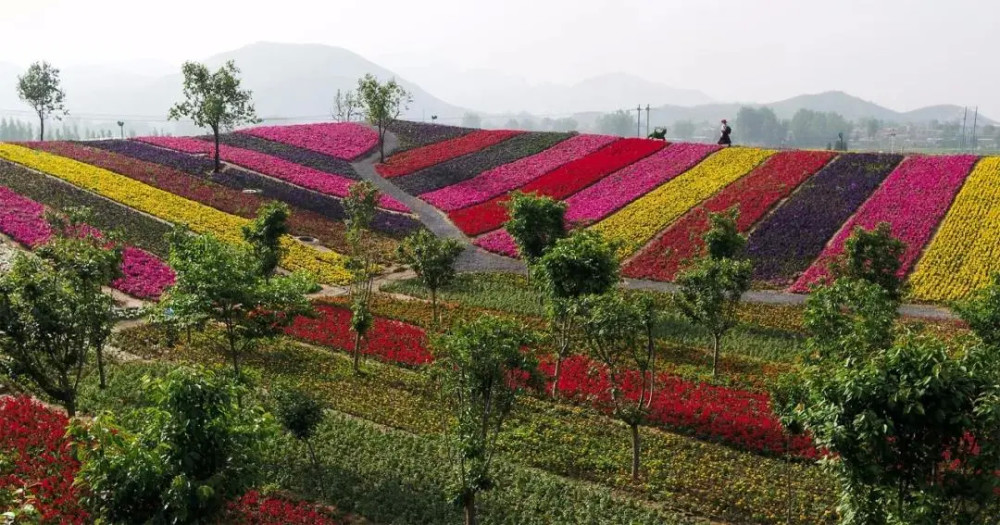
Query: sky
xmin=1 ymin=0 xmax=997 ymax=116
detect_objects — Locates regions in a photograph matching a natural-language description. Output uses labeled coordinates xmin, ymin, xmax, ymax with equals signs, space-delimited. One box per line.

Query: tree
xmin=461 ymin=112 xmax=482 ymax=128
xmin=776 ymin=333 xmax=1000 ymax=524
xmin=344 ymin=181 xmax=381 ymax=373
xmin=864 ymin=118 xmax=882 ymax=140
xmin=734 ymin=106 xmax=787 ymax=145
xmin=357 ymin=74 xmax=412 ymax=162
xmin=675 ymin=257 xmax=752 ymax=376
xmin=504 ymin=192 xmax=567 ymax=264
xmin=158 ymin=230 xmax=315 ymax=382
xmin=241 ymin=202 xmax=290 ymax=279
xmin=673 ymin=119 xmax=696 ymax=139
xmin=435 ymin=317 xmax=538 ymax=525
xmin=579 ymin=292 xmax=657 ymax=480
xmin=70 ymin=367 xmax=276 ymax=523
xmin=274 ymin=386 xmax=324 ymax=472
xmin=804 ymin=278 xmax=898 ymax=363
xmin=397 ymin=229 xmax=464 ymax=326
xmin=550 ymin=117 xmax=578 ymax=132
xmin=0 ymin=244 xmax=118 ymax=416
xmin=333 ymin=88 xmax=360 ymax=122
xmin=830 ymin=223 xmax=907 ymax=301
xmin=789 ymin=109 xmax=852 ymax=148
xmin=703 ymin=208 xmax=745 ymax=260
xmin=17 ymin=61 xmax=67 ymax=141
xmin=595 ymin=110 xmax=634 ymax=137
xmin=168 ymin=60 xmax=260 ymax=173
xmin=533 ymin=230 xmax=620 ymax=395
xmin=955 ymin=272 xmax=1000 ymax=349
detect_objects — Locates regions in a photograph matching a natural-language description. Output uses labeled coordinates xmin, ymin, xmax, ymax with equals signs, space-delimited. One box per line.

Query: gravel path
xmin=0 ymin=240 xmax=16 ymax=273
xmin=351 ymin=128 xmax=956 ymax=320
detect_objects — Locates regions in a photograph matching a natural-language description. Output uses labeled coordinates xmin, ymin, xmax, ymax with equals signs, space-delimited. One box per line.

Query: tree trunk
xmin=96 ymin=346 xmax=107 ymax=389
xmin=353 ymin=332 xmax=362 ymax=373
xmin=431 ymin=288 xmax=438 ymax=327
xmin=551 ymin=352 xmax=564 ymax=397
xmin=630 ymin=422 xmax=641 ymax=481
xmin=65 ymin=395 xmax=76 ymax=418
xmin=463 ymin=492 xmax=476 ymax=525
xmin=712 ymin=333 xmax=720 ymax=377
xmin=38 ymin=114 xmax=44 ymax=142
xmin=379 ymin=125 xmax=385 ymax=162
xmin=213 ymin=128 xmax=221 ymax=173
xmin=307 ymin=439 xmax=319 ymax=471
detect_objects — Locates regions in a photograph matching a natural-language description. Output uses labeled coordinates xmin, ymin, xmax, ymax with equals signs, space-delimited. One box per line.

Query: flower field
xmin=215 ymin=132 xmax=358 ymax=178
xmin=240 ymin=122 xmax=379 ymax=160
xmin=376 ymin=129 xmax=523 ymax=177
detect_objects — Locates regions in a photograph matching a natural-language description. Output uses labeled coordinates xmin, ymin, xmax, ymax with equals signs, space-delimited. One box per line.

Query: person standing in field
xmin=718 ymin=119 xmax=732 ymax=146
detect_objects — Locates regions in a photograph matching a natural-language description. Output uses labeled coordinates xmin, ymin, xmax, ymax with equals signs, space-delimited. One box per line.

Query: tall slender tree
xmin=17 ymin=61 xmax=67 ymax=141
xmin=356 ymin=74 xmax=412 ymax=161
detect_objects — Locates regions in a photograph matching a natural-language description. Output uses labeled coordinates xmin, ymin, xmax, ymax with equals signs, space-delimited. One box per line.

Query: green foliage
xmin=158 ymin=230 xmax=315 ymax=380
xmin=675 ymin=257 xmax=753 ymax=376
xmin=168 ymin=60 xmax=260 ymax=171
xmin=956 ymin=272 xmax=1000 ymax=348
xmin=274 ymin=387 xmax=324 ymax=442
xmin=595 ymin=110 xmax=635 ymax=137
xmin=397 ymin=229 xmax=464 ymax=324
xmin=831 ymin=223 xmax=907 ymax=300
xmin=804 ymin=278 xmax=897 ymax=362
xmin=356 ymin=73 xmax=412 ymax=161
xmin=333 ymin=88 xmax=360 ymax=123
xmin=504 ymin=192 xmax=567 ymax=264
xmin=344 ymin=181 xmax=381 ymax=372
xmin=533 ymin=230 xmax=620 ymax=301
xmin=778 ymin=334 xmax=1000 ymax=524
xmin=434 ymin=317 xmax=538 ymax=524
xmin=70 ymin=366 xmax=277 ymax=524
xmin=789 ymin=109 xmax=852 ymax=148
xmin=16 ymin=61 xmax=67 ymax=141
xmin=241 ymin=201 xmax=290 ymax=278
xmin=703 ymin=208 xmax=746 ymax=260
xmin=734 ymin=106 xmax=787 ymax=145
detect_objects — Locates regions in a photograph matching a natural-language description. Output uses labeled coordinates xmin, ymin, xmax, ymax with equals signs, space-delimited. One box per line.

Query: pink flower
xmin=239 ymin=122 xmax=379 ymax=160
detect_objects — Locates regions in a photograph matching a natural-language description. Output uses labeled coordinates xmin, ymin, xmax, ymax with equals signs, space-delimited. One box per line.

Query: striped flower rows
xmin=377 ymin=129 xmax=523 ymax=178
xmin=624 ymin=150 xmax=836 ymax=281
xmin=451 ymin=138 xmax=665 ymax=236
xmin=214 ymin=132 xmax=358 ymax=179
xmin=791 ymin=154 xmax=978 ymax=292
xmin=421 ymin=134 xmax=617 ymax=212
xmin=239 ymin=122 xmax=379 ymax=160
xmin=387 ymin=120 xmax=474 ymax=152
xmin=909 ymin=157 xmax=1000 ymax=302
xmin=592 ymin=147 xmax=776 ymax=258
xmin=0 ymin=184 xmax=174 ymax=299
xmin=136 ymin=136 xmax=410 ymax=212
xmin=0 ymin=144 xmax=351 ymax=284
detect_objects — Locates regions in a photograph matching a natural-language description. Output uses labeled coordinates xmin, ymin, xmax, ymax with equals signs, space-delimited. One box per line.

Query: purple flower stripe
xmin=88 ymin=139 xmax=214 ymax=173
xmin=0 ymin=185 xmax=174 ymax=299
xmin=790 ymin=154 xmax=978 ymax=292
xmin=421 ymin=134 xmax=618 ymax=212
xmin=212 ymin=133 xmax=359 ymax=179
xmin=387 ymin=121 xmax=475 ymax=152
xmin=136 ymin=136 xmax=410 ymax=212
xmin=564 ymin=142 xmax=720 ymax=226
xmin=393 ymin=132 xmax=574 ymax=196
xmin=239 ymin=122 xmax=379 ymax=160
xmin=746 ymin=153 xmax=903 ymax=283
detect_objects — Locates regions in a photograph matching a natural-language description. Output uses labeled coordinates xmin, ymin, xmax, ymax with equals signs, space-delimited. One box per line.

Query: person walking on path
xmin=718 ymin=119 xmax=732 ymax=146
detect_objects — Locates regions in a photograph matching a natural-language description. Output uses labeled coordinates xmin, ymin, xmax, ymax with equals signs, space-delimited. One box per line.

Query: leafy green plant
xmin=242 ymin=201 xmax=290 ymax=279
xmin=703 ymin=208 xmax=745 ymax=260
xmin=274 ymin=386 xmax=324 ymax=472
xmin=357 ymin=74 xmax=412 ymax=161
xmin=504 ymin=192 xmax=567 ymax=264
xmin=955 ymin=272 xmax=1000 ymax=348
xmin=803 ymin=277 xmax=898 ymax=363
xmin=345 ymin=181 xmax=380 ymax=373
xmin=831 ymin=223 xmax=907 ymax=300
xmin=16 ymin=61 xmax=66 ymax=141
xmin=397 ymin=229 xmax=464 ymax=325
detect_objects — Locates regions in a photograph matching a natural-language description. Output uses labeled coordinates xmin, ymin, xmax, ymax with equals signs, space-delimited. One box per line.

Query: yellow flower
xmin=590 ymin=147 xmax=775 ymax=258
xmin=0 ymin=144 xmax=350 ymax=284
xmin=909 ymin=157 xmax=1000 ymax=302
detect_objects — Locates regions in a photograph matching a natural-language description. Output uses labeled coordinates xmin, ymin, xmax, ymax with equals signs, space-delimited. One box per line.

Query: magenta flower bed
xmin=474 ymin=229 xmax=518 ymax=257
xmin=238 ymin=122 xmax=379 ymax=160
xmin=0 ymin=185 xmax=174 ymax=299
xmin=563 ymin=142 xmax=720 ymax=226
xmin=136 ymin=136 xmax=410 ymax=213
xmin=420 ymin=134 xmax=618 ymax=212
xmin=790 ymin=154 xmax=978 ymax=292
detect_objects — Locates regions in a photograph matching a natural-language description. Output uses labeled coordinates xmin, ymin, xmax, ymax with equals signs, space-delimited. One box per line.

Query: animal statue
xmin=648 ymin=127 xmax=667 ymax=140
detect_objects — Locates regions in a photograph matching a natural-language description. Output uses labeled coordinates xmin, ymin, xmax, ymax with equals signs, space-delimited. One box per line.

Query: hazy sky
xmin=1 ymin=0 xmax=997 ymax=116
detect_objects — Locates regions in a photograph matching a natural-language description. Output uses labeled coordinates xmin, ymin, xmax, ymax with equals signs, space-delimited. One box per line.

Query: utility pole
xmin=961 ymin=106 xmax=968 ymax=151
xmin=971 ymin=106 xmax=979 ymax=152
xmin=636 ymin=105 xmax=642 ymax=137
xmin=117 ymin=120 xmax=125 ymax=139
xmin=645 ymin=104 xmax=651 ymax=137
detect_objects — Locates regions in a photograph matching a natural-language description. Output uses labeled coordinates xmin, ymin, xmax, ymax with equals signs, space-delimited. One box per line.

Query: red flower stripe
xmin=624 ymin=150 xmax=835 ymax=282
xmin=222 ymin=490 xmax=339 ymax=524
xmin=285 ymin=304 xmax=433 ymax=366
xmin=449 ymin=138 xmax=666 ymax=236
xmin=376 ymin=129 xmax=523 ymax=178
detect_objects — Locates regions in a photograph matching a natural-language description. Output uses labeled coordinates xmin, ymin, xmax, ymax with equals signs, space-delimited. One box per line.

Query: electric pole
xmin=961 ymin=107 xmax=968 ymax=150
xmin=637 ymin=105 xmax=642 ymax=137
xmin=971 ymin=106 xmax=979 ymax=151
xmin=117 ymin=120 xmax=125 ymax=139
xmin=645 ymin=104 xmax=651 ymax=137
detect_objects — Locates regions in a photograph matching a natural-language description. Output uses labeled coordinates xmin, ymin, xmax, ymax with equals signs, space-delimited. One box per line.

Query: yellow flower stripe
xmin=0 ymin=144 xmax=351 ymax=284
xmin=908 ymin=157 xmax=1000 ymax=302
xmin=591 ymin=147 xmax=776 ymax=257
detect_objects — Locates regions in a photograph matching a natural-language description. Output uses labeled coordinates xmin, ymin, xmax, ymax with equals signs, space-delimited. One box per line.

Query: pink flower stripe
xmin=564 ymin=142 xmax=721 ymax=225
xmin=376 ymin=129 xmax=524 ymax=178
xmin=238 ymin=122 xmax=379 ymax=160
xmin=135 ymin=136 xmax=410 ymax=213
xmin=473 ymin=229 xmax=518 ymax=257
xmin=420 ymin=134 xmax=618 ymax=211
xmin=790 ymin=154 xmax=978 ymax=292
xmin=0 ymin=185 xmax=174 ymax=299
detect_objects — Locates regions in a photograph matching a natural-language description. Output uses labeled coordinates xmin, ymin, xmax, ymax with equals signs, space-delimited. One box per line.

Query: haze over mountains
xmin=0 ymin=42 xmax=992 ymax=131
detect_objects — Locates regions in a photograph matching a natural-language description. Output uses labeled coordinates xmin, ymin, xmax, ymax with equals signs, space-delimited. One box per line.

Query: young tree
xmin=804 ymin=277 xmax=898 ymax=363
xmin=504 ymin=192 xmax=567 ymax=264
xmin=70 ymin=367 xmax=276 ymax=523
xmin=397 ymin=229 xmax=464 ymax=325
xmin=533 ymin=230 xmax=620 ymax=395
xmin=703 ymin=208 xmax=745 ymax=260
xmin=274 ymin=386 xmax=325 ymax=472
xmin=956 ymin=272 xmax=1000 ymax=349
xmin=829 ymin=222 xmax=906 ymax=300
xmin=158 ymin=230 xmax=315 ymax=382
xmin=344 ymin=181 xmax=381 ymax=373
xmin=333 ymin=88 xmax=360 ymax=122
xmin=579 ymin=292 xmax=657 ymax=480
xmin=356 ymin=74 xmax=412 ymax=161
xmin=17 ymin=61 xmax=67 ymax=141
xmin=435 ymin=317 xmax=538 ymax=525
xmin=168 ymin=60 xmax=260 ymax=172
xmin=241 ymin=202 xmax=290 ymax=279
